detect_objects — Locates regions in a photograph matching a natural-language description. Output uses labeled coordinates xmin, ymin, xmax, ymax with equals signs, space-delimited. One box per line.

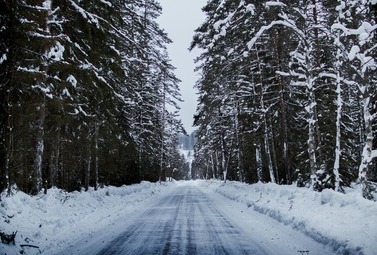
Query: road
xmin=65 ymin=183 xmax=333 ymax=255
xmin=96 ymin=185 xmax=266 ymax=255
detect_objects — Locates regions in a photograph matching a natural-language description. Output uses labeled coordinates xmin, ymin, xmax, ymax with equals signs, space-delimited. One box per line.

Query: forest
xmin=0 ymin=0 xmax=376 ymax=200
xmin=0 ymin=0 xmax=188 ymax=195
xmin=190 ymin=0 xmax=377 ymax=199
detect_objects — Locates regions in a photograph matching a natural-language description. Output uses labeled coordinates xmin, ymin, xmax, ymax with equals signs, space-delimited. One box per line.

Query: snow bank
xmin=2 ymin=180 xmax=376 ymax=254
xmin=0 ymin=182 xmax=173 ymax=255
xmin=197 ymin=180 xmax=377 ymax=255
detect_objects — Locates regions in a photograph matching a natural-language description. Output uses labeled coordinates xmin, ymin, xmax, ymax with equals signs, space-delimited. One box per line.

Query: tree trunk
xmin=221 ymin=134 xmax=227 ymax=183
xmin=234 ymin=101 xmax=244 ymax=182
xmin=311 ymin=0 xmax=323 ymax=168
xmin=34 ymin=103 xmax=45 ymax=194
xmin=211 ymin=153 xmax=216 ymax=179
xmin=276 ymin=29 xmax=290 ymax=184
xmin=216 ymin=150 xmax=221 ymax=180
xmin=332 ymin=36 xmax=344 ymax=192
xmin=5 ymin=127 xmax=12 ymax=196
xmin=4 ymin=92 xmax=13 ymax=196
xmin=85 ymin=136 xmax=92 ymax=192
xmin=255 ymin=46 xmax=276 ymax=183
xmin=307 ymin=80 xmax=318 ymax=190
xmin=263 ymin=114 xmax=276 ymax=183
xmin=49 ymin=126 xmax=60 ymax=188
xmin=94 ymin=122 xmax=99 ymax=190
xmin=358 ymin=85 xmax=376 ymax=199
xmin=333 ymin=75 xmax=343 ymax=192
xmin=256 ymin=143 xmax=263 ymax=182
xmin=269 ymin=114 xmax=279 ymax=183
xmin=304 ymin=39 xmax=319 ymax=190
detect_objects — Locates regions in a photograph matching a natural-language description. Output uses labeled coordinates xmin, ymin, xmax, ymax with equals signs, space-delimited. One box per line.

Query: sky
xmin=157 ymin=0 xmax=206 ymax=134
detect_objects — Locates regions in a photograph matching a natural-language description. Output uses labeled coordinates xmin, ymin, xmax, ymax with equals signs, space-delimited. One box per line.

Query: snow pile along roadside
xmin=198 ymin=180 xmax=377 ymax=255
xmin=0 ymin=181 xmax=173 ymax=255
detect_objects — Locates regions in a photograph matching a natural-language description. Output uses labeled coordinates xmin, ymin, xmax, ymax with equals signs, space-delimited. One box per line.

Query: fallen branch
xmin=20 ymin=244 xmax=40 ymax=249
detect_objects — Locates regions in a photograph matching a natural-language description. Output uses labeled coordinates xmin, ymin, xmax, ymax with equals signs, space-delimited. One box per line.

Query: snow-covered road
xmin=65 ymin=183 xmax=334 ymax=255
xmin=96 ymin=185 xmax=264 ymax=255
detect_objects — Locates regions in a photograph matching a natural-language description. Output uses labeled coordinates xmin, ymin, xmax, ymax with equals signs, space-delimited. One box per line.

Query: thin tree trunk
xmin=159 ymin=78 xmax=166 ymax=184
xmin=307 ymin=79 xmax=318 ymax=189
xmin=333 ymin=74 xmax=343 ymax=192
xmin=33 ymin=0 xmax=52 ymax=194
xmin=94 ymin=122 xmax=99 ymax=190
xmin=216 ymin=150 xmax=221 ymax=181
xmin=159 ymin=140 xmax=164 ymax=184
xmin=256 ymin=143 xmax=263 ymax=182
xmin=333 ymin=35 xmax=343 ymax=192
xmin=263 ymin=113 xmax=276 ymax=183
xmin=49 ymin=126 xmax=60 ymax=188
xmin=85 ymin=135 xmax=92 ymax=192
xmin=5 ymin=112 xmax=13 ymax=196
xmin=311 ymin=0 xmax=323 ymax=168
xmin=303 ymin=38 xmax=319 ymax=190
xmin=255 ymin=47 xmax=276 ymax=183
xmin=276 ymin=29 xmax=290 ymax=184
xmin=34 ymin=102 xmax=45 ymax=194
xmin=234 ymin=101 xmax=244 ymax=182
xmin=205 ymin=164 xmax=209 ymax=180
xmin=221 ymin=134 xmax=227 ymax=183
xmin=211 ymin=153 xmax=216 ymax=179
xmin=358 ymin=85 xmax=376 ymax=199
xmin=269 ymin=114 xmax=279 ymax=183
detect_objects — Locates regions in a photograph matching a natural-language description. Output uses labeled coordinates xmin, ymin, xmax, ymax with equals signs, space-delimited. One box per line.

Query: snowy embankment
xmin=197 ymin=180 xmax=377 ymax=255
xmin=0 ymin=182 xmax=174 ymax=255
xmin=1 ymin=180 xmax=376 ymax=255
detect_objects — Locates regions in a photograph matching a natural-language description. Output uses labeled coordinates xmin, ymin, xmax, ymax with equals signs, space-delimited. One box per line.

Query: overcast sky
xmin=157 ymin=0 xmax=206 ymax=134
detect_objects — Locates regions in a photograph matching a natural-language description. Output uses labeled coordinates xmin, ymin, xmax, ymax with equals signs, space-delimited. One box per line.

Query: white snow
xmin=43 ymin=0 xmax=51 ymax=9
xmin=31 ymin=84 xmax=53 ymax=99
xmin=100 ymin=0 xmax=112 ymax=7
xmin=197 ymin=180 xmax=377 ymax=255
xmin=265 ymin=1 xmax=286 ymax=8
xmin=61 ymin=88 xmax=72 ymax=98
xmin=1 ymin=180 xmax=376 ymax=255
xmin=66 ymin=75 xmax=77 ymax=88
xmin=371 ymin=149 xmax=377 ymax=159
xmin=1 ymin=182 xmax=174 ymax=255
xmin=69 ymin=0 xmax=100 ymax=28
xmin=332 ymin=21 xmax=377 ymax=40
xmin=47 ymin=42 xmax=65 ymax=61
xmin=0 ymin=53 xmax=7 ymax=64
xmin=245 ymin=4 xmax=256 ymax=15
xmin=348 ymin=45 xmax=360 ymax=61
xmin=247 ymin=20 xmax=305 ymax=50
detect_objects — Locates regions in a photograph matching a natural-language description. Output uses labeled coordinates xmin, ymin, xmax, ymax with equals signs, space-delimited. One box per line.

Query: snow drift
xmin=0 ymin=182 xmax=174 ymax=255
xmin=198 ymin=180 xmax=377 ymax=255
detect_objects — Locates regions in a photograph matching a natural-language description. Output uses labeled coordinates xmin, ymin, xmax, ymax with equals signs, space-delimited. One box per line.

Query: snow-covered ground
xmin=1 ymin=180 xmax=376 ymax=254
xmin=0 ymin=182 xmax=175 ymax=255
xmin=195 ymin=180 xmax=377 ymax=255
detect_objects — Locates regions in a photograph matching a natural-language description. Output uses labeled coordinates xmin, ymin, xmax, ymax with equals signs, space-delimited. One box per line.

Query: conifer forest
xmin=0 ymin=0 xmax=188 ymax=195
xmin=0 ymin=0 xmax=376 ymax=200
xmin=190 ymin=0 xmax=376 ymax=199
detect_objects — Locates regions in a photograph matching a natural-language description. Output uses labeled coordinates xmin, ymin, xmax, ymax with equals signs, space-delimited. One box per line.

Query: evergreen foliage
xmin=0 ymin=0 xmax=185 ymax=194
xmin=191 ymin=0 xmax=376 ymax=199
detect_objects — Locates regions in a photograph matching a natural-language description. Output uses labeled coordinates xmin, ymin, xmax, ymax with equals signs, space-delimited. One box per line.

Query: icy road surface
xmin=66 ymin=183 xmax=334 ymax=255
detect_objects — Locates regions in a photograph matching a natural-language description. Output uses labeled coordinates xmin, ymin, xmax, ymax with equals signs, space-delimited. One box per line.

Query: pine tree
xmin=0 ymin=0 xmax=184 ymax=194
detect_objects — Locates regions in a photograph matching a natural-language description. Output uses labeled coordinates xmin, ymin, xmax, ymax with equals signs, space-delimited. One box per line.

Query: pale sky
xmin=157 ymin=0 xmax=206 ymax=134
